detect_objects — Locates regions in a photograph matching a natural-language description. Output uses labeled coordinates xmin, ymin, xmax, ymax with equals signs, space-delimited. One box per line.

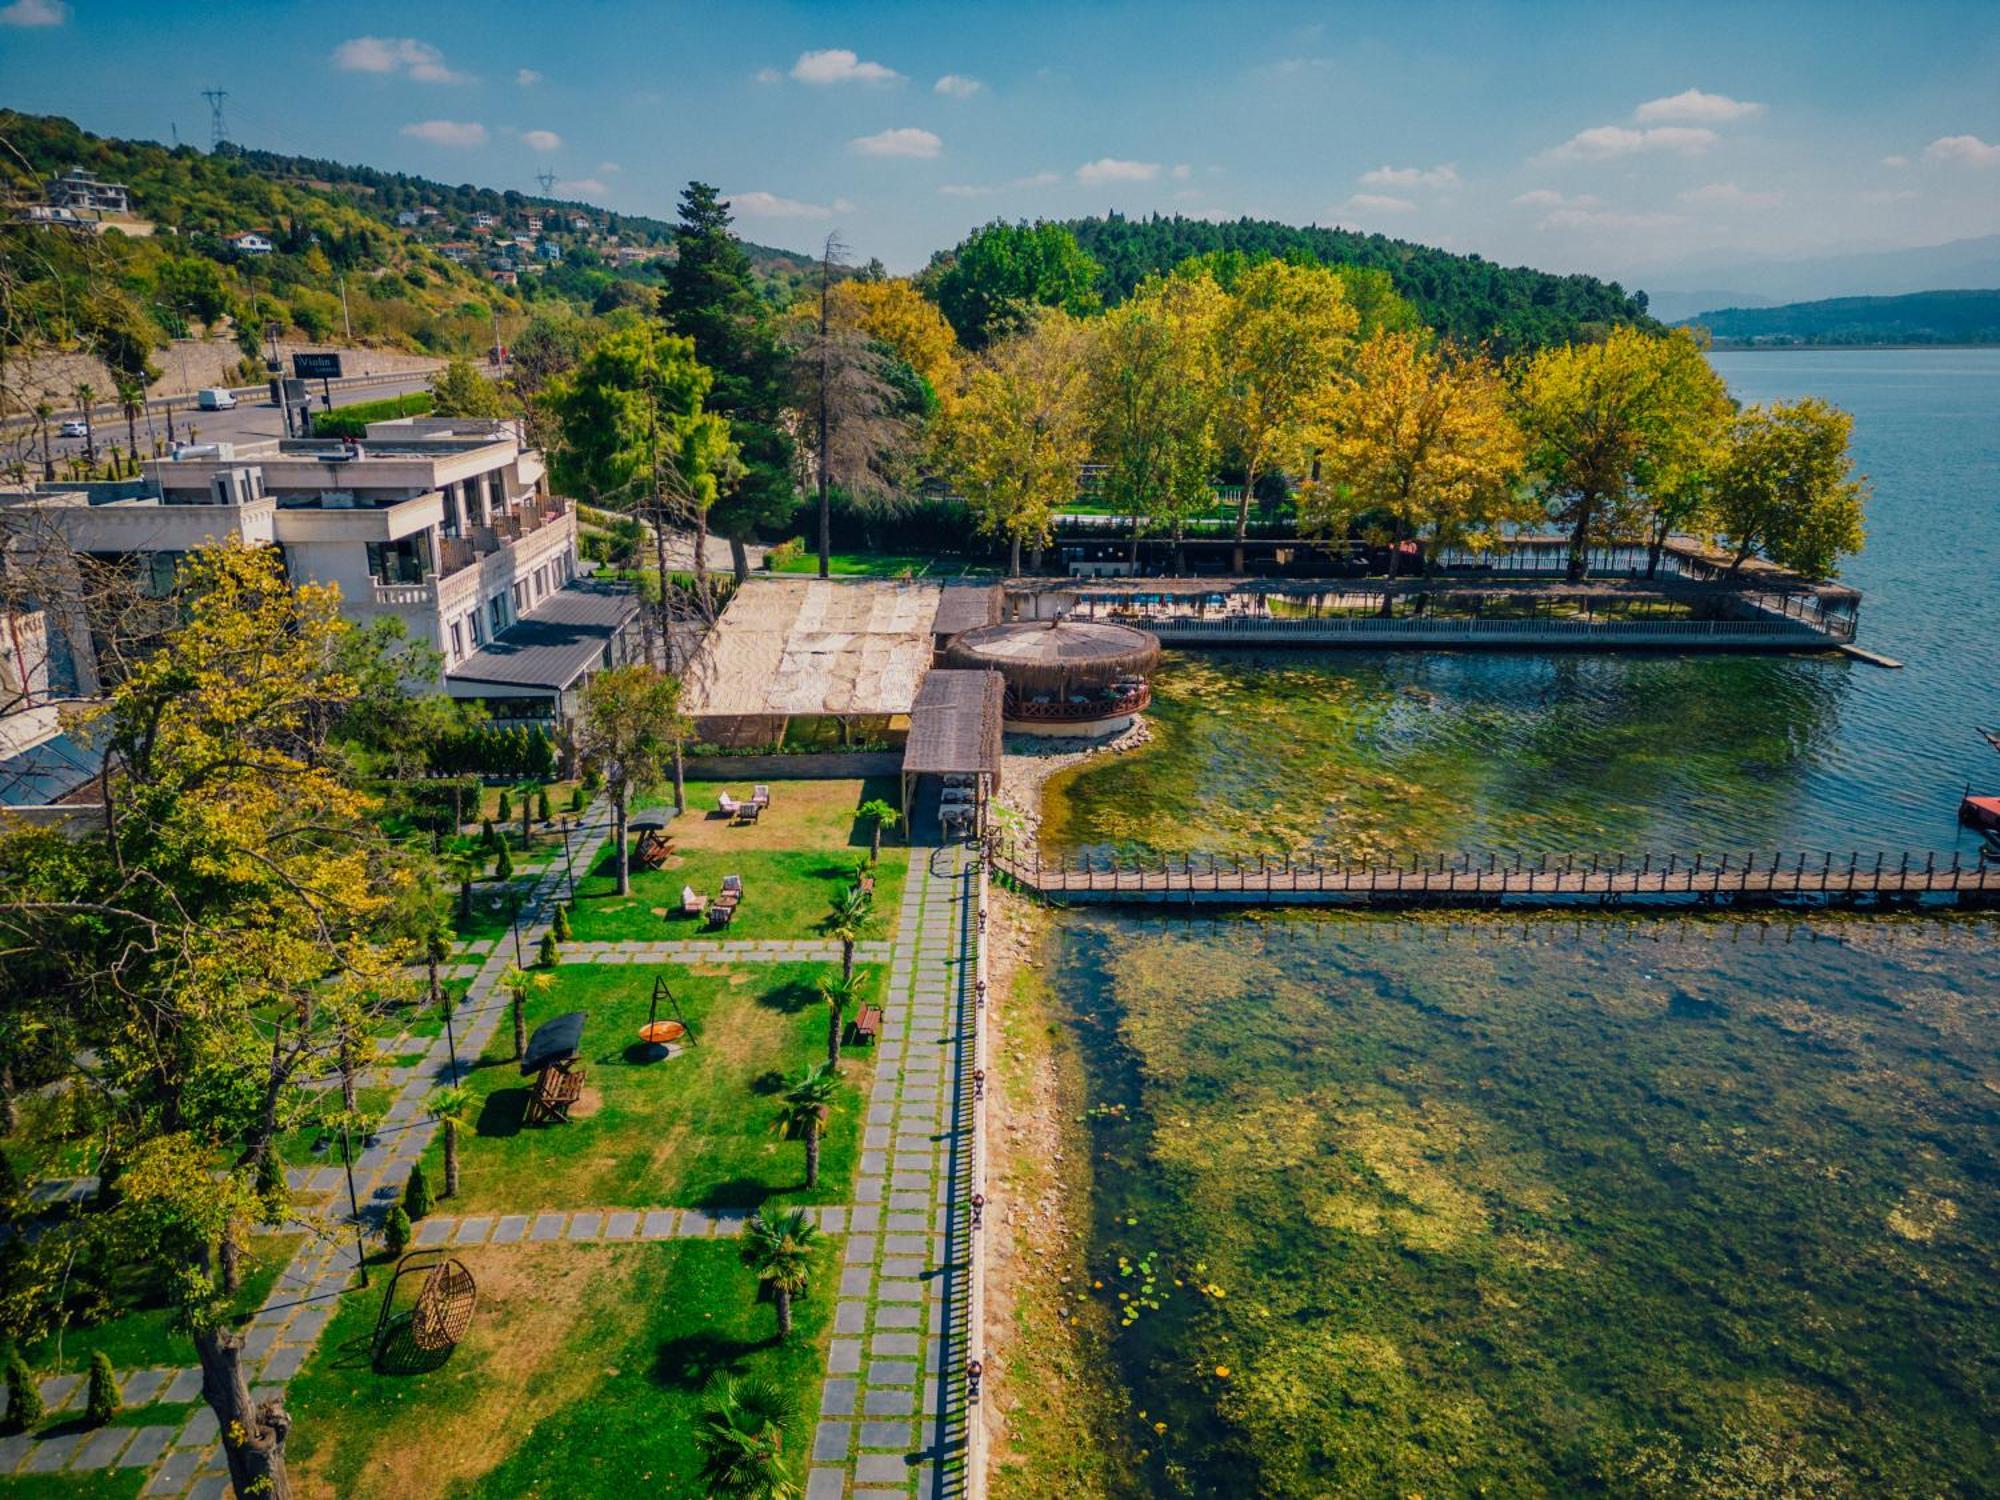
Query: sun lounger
xmin=752 ymin=784 xmax=771 ymax=807
xmin=681 ymin=885 xmax=707 ymax=916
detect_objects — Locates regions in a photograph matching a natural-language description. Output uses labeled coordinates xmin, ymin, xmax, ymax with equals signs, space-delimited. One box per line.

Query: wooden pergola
xmin=900 ymin=670 xmax=1004 ymax=838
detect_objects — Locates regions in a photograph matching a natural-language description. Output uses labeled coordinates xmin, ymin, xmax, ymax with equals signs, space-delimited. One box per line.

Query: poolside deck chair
xmin=751 ymin=784 xmax=771 ymax=807
xmin=680 ymin=885 xmax=707 ymax=917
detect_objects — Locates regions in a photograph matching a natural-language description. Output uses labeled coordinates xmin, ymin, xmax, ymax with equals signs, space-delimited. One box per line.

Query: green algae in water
xmin=1055 ymin=912 xmax=2000 ymax=1497
xmin=1041 ymin=651 xmax=1873 ymax=862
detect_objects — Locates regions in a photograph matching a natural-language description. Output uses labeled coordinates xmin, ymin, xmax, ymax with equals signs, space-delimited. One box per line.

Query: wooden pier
xmin=989 ymin=843 xmax=2000 ymax=910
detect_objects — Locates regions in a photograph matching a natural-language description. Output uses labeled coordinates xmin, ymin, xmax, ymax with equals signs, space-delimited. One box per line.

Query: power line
xmin=200 ymin=88 xmax=229 ymax=152
xmin=535 ymin=171 xmax=557 ymax=197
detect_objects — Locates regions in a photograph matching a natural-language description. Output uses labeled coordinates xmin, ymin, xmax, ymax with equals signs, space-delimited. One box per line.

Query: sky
xmin=4 ymin=0 xmax=1999 ymax=290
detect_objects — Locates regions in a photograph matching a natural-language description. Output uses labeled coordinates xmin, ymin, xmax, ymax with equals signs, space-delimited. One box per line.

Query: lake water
xmin=1044 ymin=349 xmax=2000 ymax=861
xmin=1031 ymin=351 xmax=2000 ymax=1497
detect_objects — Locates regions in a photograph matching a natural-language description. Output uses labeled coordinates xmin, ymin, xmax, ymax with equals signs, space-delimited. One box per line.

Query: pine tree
xmin=481 ymin=817 xmax=497 ymax=849
xmin=537 ymin=789 xmax=552 ymax=823
xmin=569 ymin=784 xmax=586 ymax=813
xmin=384 ymin=1204 xmax=412 ymax=1256
xmin=494 ymin=840 xmax=514 ymax=881
xmin=5 ymin=1351 xmax=44 ymax=1430
xmin=538 ymin=930 xmax=560 ymax=967
xmin=403 ymin=1162 xmax=435 ymax=1220
xmin=552 ymin=903 xmax=572 ymax=942
xmin=496 ymin=790 xmax=513 ymax=824
xmin=85 ymin=1352 xmax=120 ymax=1427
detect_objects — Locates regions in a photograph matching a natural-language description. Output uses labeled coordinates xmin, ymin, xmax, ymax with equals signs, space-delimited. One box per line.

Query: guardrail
xmin=1113 ymin=614 xmax=1849 ymax=647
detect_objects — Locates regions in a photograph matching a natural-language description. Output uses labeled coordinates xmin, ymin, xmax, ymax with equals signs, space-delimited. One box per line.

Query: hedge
xmin=430 ymin=724 xmax=559 ymax=779
xmin=310 ymin=391 xmax=435 ymax=439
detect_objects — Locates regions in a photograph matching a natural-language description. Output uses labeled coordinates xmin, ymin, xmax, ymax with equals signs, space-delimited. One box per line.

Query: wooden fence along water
xmin=988 ymin=841 xmax=2000 ymax=909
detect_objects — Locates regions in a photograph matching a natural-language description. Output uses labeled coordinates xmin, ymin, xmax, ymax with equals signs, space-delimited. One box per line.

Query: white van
xmin=196 ymin=388 xmax=238 ymax=411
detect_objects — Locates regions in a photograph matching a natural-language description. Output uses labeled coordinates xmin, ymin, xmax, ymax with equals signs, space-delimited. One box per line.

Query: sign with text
xmin=292 ymin=352 xmax=343 ymax=380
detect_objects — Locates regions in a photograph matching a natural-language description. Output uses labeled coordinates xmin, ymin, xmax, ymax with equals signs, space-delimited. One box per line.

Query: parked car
xmin=196 ymin=387 xmax=238 ymax=411
xmin=59 ymin=419 xmax=89 ymax=438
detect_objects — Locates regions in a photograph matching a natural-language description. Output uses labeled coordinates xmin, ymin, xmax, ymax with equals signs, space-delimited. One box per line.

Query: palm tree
xmin=116 ymin=377 xmax=144 ymax=474
xmin=442 ymin=843 xmax=485 ymax=921
xmin=72 ymin=383 xmax=96 ymax=465
xmin=821 ymin=884 xmax=872 ymax=983
xmin=773 ymin=1063 xmax=840 ymax=1190
xmin=740 ymin=1207 xmax=821 ymax=1339
xmin=695 ymin=1375 xmax=798 ymax=1499
xmin=498 ymin=965 xmax=551 ymax=1060
xmin=33 ymin=401 xmax=54 ymax=481
xmin=427 ymin=1085 xmax=472 ymax=1198
xmin=816 ymin=971 xmax=864 ymax=1070
xmin=858 ymin=798 xmax=900 ymax=860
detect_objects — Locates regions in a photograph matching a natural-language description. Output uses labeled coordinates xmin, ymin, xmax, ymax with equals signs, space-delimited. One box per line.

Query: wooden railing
xmin=987 ymin=840 xmax=2000 ymax=908
xmin=1005 ymin=682 xmax=1152 ymax=722
xmin=1103 ymin=613 xmax=1852 ymax=647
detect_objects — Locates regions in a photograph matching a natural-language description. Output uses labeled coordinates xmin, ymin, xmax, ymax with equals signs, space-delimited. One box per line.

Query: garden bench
xmin=849 ymin=1005 xmax=883 ymax=1045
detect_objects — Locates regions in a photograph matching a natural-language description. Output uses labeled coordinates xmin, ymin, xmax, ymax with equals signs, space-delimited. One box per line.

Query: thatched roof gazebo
xmin=940 ymin=619 xmax=1160 ymax=735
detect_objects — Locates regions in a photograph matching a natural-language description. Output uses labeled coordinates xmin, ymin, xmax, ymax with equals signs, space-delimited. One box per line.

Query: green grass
xmin=768 ymin=549 xmax=943 ymax=577
xmin=3 ymin=1234 xmax=301 ymax=1379
xmin=421 ymin=961 xmax=880 ymax=1214
xmin=445 ymin=876 xmax=539 ymax=949
xmin=571 ymin=776 xmax=908 ymax=946
xmin=278 ymin=1088 xmax=396 ymax=1168
xmin=0 ymin=1474 xmax=147 ymax=1499
xmin=285 ymin=1237 xmax=840 ymax=1500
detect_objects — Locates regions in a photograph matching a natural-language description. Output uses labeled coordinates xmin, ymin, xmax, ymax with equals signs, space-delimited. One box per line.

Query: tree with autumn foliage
xmin=1709 ymin=398 xmax=1869 ymax=579
xmin=939 ymin=309 xmax=1094 ymax=573
xmin=1299 ymin=330 xmax=1529 ymax=585
xmin=829 ymin=277 xmax=961 ymax=408
xmin=0 ymin=539 xmax=413 ymax=1499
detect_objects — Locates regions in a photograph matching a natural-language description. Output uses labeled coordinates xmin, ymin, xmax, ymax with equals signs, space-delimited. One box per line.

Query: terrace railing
xmin=1119 ymin=614 xmax=1851 ymax=646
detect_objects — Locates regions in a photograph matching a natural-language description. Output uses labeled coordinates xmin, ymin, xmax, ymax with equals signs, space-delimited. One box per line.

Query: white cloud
xmin=0 ymin=0 xmax=68 ymax=26
xmin=1170 ymin=163 xmax=1192 ymax=181
xmin=554 ymin=178 xmax=609 ymax=198
xmin=1678 ymin=180 xmax=1781 ymax=207
xmin=1546 ymin=124 xmax=1717 ymax=161
xmin=934 ymin=74 xmax=983 ymax=98
xmin=1338 ymin=193 xmax=1417 ymax=215
xmin=333 ymin=36 xmax=466 ymax=84
xmin=1076 ymin=158 xmax=1160 ymax=185
xmin=790 ymin=49 xmax=902 ymax=85
xmin=516 ymin=68 xmax=543 ymax=87
xmin=851 ymin=127 xmax=942 ymax=159
xmin=754 ymin=67 xmax=783 ymax=84
xmin=1512 ymin=188 xmax=1594 ymax=207
xmin=1925 ymin=134 xmax=2000 ymax=167
xmin=1882 ymin=154 xmax=1910 ymax=168
xmin=1634 ymin=88 xmax=1764 ymax=124
xmin=519 ymin=130 xmax=563 ymax=152
xmin=726 ymin=190 xmax=856 ymax=219
xmin=400 ymin=119 xmax=487 ymax=148
xmin=597 ymin=162 xmax=622 ymax=175
xmin=1538 ymin=206 xmax=1683 ymax=231
xmin=1359 ymin=163 xmax=1459 ymax=189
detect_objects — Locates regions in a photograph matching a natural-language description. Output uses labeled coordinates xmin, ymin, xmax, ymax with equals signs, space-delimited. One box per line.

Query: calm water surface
xmin=1045 ymin=349 xmax=2000 ymax=860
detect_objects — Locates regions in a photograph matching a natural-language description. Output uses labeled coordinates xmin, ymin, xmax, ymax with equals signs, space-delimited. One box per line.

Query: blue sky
xmin=5 ymin=0 xmax=1998 ymax=285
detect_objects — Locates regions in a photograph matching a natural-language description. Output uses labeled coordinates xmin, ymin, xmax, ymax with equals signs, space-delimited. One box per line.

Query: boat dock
xmin=990 ymin=844 xmax=2000 ymax=910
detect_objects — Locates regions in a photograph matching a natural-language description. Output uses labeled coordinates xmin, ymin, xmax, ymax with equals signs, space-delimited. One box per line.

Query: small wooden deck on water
xmin=991 ymin=845 xmax=2000 ymax=910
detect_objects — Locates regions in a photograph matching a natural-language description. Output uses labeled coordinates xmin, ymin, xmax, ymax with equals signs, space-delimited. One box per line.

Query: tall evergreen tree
xmin=660 ymin=184 xmax=797 ymax=578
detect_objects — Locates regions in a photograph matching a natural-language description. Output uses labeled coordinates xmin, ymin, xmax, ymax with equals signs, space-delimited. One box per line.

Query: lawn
xmin=417 ymin=960 xmax=881 ymax=1214
xmin=3 ymin=1233 xmax=302 ymax=1381
xmin=285 ymin=1237 xmax=840 ymax=1500
xmin=569 ymin=777 xmax=907 ymax=945
xmin=768 ymin=548 xmax=944 ymax=577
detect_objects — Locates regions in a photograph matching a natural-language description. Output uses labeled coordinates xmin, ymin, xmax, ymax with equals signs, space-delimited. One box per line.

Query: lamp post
xmin=492 ymin=888 xmax=524 ymax=966
xmin=339 ymin=1114 xmax=369 ymax=1287
xmin=559 ymin=816 xmax=577 ymax=905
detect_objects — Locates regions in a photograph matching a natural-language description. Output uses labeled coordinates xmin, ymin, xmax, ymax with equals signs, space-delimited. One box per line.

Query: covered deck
xmin=899 ymin=669 xmax=1004 ymax=842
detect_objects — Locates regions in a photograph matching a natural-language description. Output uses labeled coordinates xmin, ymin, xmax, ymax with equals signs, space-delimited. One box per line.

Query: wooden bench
xmin=848 ymin=1005 xmax=883 ymax=1045
xmin=526 ymin=1063 xmax=586 ymax=1124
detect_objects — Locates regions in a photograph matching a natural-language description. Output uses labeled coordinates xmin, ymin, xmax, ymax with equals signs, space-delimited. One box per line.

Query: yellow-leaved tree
xmin=1212 ymin=260 xmax=1358 ymax=571
xmin=1299 ymin=330 xmax=1528 ymax=591
xmin=830 ymin=278 xmax=962 ymax=407
xmin=939 ymin=309 xmax=1094 ymax=574
xmin=1709 ymin=397 xmax=1869 ymax=579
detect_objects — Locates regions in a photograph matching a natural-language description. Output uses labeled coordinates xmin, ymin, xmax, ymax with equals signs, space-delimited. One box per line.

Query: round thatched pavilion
xmin=940 ymin=618 xmax=1161 ymax=736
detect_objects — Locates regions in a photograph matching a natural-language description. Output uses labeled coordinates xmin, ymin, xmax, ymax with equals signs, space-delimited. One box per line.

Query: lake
xmin=1044 ymin=349 xmax=2000 ymax=861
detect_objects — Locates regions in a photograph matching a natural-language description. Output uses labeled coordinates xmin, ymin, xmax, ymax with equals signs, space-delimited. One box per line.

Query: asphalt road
xmin=32 ymin=372 xmax=440 ymax=460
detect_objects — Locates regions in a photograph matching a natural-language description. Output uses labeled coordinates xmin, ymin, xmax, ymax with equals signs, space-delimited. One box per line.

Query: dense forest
xmin=1688 ymin=287 xmax=2000 ymax=345
xmin=1062 ymin=213 xmax=1659 ymax=352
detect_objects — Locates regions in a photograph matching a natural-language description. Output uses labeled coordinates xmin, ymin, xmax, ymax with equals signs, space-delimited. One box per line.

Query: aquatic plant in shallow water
xmin=1056 ymin=911 xmax=2000 ymax=1497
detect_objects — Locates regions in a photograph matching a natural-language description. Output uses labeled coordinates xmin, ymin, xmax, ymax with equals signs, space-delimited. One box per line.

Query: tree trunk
xmin=1 ymin=1062 xmax=15 ymax=1134
xmin=692 ymin=506 xmax=713 ymax=626
xmin=841 ymin=937 xmax=854 ymax=984
xmin=803 ymin=1125 xmax=821 ymax=1191
xmin=195 ymin=1326 xmax=293 ymax=1499
xmin=522 ymin=791 xmax=532 ymax=849
xmin=219 ymin=1221 xmax=244 ymax=1295
xmin=729 ymin=533 xmax=750 ymax=583
xmin=1128 ymin=509 xmax=1142 ymax=570
xmin=1567 ymin=496 xmax=1593 ymax=582
xmin=613 ymin=787 xmax=631 ymax=896
xmin=672 ymin=740 xmax=686 ymax=815
xmin=1232 ymin=461 xmax=1255 ymax=575
xmin=870 ymin=824 xmax=882 ymax=861
xmin=826 ymin=1004 xmax=842 ymax=1069
xmin=775 ymin=1282 xmax=794 ymax=1336
xmin=458 ymin=878 xmax=472 ymax=920
xmin=443 ymin=1122 xmax=460 ymax=1199
xmin=1009 ymin=534 xmax=1021 ymax=576
xmin=512 ymin=994 xmax=527 ymax=1060
xmin=1380 ymin=518 xmax=1403 ymax=617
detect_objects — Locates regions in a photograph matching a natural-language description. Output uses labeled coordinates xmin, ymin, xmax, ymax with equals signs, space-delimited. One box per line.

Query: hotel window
xmin=449 ymin=620 xmax=463 ymax=660
xmin=489 ymin=595 xmax=506 ymax=634
xmin=513 ymin=581 xmax=527 ymax=613
xmin=469 ymin=612 xmax=485 ymax=646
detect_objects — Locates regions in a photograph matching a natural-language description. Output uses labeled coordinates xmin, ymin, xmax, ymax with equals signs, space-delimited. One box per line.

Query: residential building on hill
xmin=44 ymin=166 xmax=130 ymax=215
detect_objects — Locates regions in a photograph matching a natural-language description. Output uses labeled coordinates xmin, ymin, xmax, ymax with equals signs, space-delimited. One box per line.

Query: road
xmin=26 ymin=372 xmax=440 ymax=461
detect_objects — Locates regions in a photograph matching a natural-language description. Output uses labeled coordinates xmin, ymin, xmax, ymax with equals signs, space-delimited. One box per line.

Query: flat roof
xmin=930 ymin=581 xmax=1002 ymax=639
xmin=682 ymin=577 xmax=942 ymax=719
xmin=902 ymin=669 xmax=1004 ymax=778
xmin=447 ymin=581 xmax=639 ymax=694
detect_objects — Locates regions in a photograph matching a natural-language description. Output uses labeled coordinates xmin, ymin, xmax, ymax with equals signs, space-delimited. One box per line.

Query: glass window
xmin=489 ymin=595 xmax=505 ymax=633
xmin=449 ymin=621 xmax=463 ymax=660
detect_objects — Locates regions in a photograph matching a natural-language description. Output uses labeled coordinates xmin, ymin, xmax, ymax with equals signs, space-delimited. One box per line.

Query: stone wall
xmin=682 ymin=751 xmax=902 ymax=782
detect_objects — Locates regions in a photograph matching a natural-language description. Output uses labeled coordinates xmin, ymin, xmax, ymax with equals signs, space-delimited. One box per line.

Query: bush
xmin=310 ymin=391 xmax=434 ymax=439
xmin=494 ymin=841 xmax=514 ymax=881
xmin=84 ymin=1352 xmax=119 ymax=1427
xmin=569 ymin=784 xmax=586 ymax=813
xmin=402 ymin=1163 xmax=434 ymax=1220
xmin=538 ymin=931 xmax=560 ymax=967
xmin=431 ymin=724 xmax=558 ymax=779
xmin=551 ymin=903 xmax=572 ymax=942
xmin=496 ymin=790 xmax=513 ymax=824
xmin=537 ymin=789 xmax=552 ymax=823
xmin=5 ymin=1351 xmax=44 ymax=1430
xmin=384 ymin=1204 xmax=412 ymax=1256
xmin=481 ymin=817 xmax=497 ymax=850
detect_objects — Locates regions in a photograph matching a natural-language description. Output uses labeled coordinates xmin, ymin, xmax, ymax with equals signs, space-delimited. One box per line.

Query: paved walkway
xmin=806 ymin=841 xmax=980 ymax=1500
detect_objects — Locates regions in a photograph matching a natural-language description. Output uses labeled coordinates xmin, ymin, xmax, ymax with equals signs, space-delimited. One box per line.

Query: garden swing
xmin=635 ymin=974 xmax=699 ymax=1060
xmin=372 ymin=1249 xmax=478 ymax=1372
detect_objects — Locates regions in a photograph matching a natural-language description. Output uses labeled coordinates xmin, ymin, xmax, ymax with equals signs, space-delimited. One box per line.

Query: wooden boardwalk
xmin=991 ymin=845 xmax=2000 ymax=909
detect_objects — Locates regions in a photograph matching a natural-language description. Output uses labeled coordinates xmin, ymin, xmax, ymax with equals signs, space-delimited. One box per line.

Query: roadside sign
xmin=293 ymin=352 xmax=343 ymax=380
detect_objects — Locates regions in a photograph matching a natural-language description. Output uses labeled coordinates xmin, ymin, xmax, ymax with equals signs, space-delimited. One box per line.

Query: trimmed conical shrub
xmin=384 ymin=1204 xmax=412 ymax=1256
xmin=496 ymin=790 xmax=512 ymax=824
xmin=403 ymin=1162 xmax=434 ymax=1221
xmin=537 ymin=789 xmax=552 ymax=823
xmin=5 ymin=1351 xmax=44 ymax=1430
xmin=538 ymin=931 xmax=560 ymax=968
xmin=551 ymin=903 xmax=572 ymax=942
xmin=494 ymin=841 xmax=514 ymax=881
xmin=85 ymin=1352 xmax=119 ymax=1427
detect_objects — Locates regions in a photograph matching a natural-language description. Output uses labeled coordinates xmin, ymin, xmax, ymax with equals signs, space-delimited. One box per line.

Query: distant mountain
xmin=1060 ymin=213 xmax=1658 ymax=353
xmin=1640 ymin=234 xmax=2000 ymax=309
xmin=1683 ymin=288 xmax=2000 ymax=346
xmin=1643 ymin=289 xmax=1775 ymax=324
